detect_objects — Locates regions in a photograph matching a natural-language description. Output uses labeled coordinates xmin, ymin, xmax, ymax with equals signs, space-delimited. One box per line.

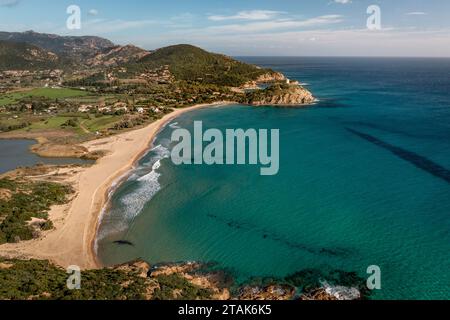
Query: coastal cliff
xmin=245 ymin=83 xmax=315 ymax=106
xmin=242 ymin=71 xmax=286 ymax=89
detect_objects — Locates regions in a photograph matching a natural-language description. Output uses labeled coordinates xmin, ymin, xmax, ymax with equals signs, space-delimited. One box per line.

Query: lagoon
xmin=0 ymin=139 xmax=92 ymax=174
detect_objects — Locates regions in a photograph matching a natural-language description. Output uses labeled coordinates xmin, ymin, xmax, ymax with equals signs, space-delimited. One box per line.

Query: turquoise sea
xmin=97 ymin=57 xmax=450 ymax=300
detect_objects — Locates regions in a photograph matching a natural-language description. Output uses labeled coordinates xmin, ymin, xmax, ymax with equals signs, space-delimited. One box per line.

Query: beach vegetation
xmin=0 ymin=178 xmax=73 ymax=244
xmin=152 ymin=274 xmax=213 ymax=300
xmin=0 ymin=258 xmax=150 ymax=300
xmin=0 ymin=258 xmax=216 ymax=300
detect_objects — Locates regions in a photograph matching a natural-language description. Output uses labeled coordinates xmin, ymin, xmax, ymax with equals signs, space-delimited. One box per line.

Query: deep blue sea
xmin=97 ymin=57 xmax=450 ymax=299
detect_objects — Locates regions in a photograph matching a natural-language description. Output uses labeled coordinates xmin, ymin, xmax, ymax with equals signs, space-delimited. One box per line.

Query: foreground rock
xmin=299 ymin=288 xmax=338 ymax=300
xmin=0 ymin=257 xmax=366 ymax=300
xmin=237 ymin=284 xmax=296 ymax=300
xmin=148 ymin=262 xmax=231 ymax=300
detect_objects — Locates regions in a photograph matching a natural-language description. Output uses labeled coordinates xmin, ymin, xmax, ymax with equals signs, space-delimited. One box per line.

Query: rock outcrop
xmin=238 ymin=284 xmax=296 ymax=300
xmin=256 ymin=72 xmax=286 ymax=82
xmin=0 ymin=257 xmax=366 ymax=300
xmin=247 ymin=84 xmax=315 ymax=106
xmin=87 ymin=45 xmax=151 ymax=67
xmin=149 ymin=262 xmax=231 ymax=300
xmin=242 ymin=72 xmax=286 ymax=89
xmin=299 ymin=288 xmax=338 ymax=300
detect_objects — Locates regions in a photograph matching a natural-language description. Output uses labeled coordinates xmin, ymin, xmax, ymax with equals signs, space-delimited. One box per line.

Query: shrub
xmin=0 ymin=179 xmax=72 ymax=244
xmin=152 ymin=274 xmax=213 ymax=300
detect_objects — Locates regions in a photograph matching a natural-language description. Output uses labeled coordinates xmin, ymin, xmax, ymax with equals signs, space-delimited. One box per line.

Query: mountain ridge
xmin=0 ymin=40 xmax=61 ymax=70
xmin=0 ymin=30 xmax=115 ymax=61
xmin=0 ymin=32 xmax=276 ymax=86
xmin=0 ymin=31 xmax=315 ymax=105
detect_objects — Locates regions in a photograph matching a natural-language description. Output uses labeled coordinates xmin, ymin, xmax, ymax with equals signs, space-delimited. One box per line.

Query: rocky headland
xmin=245 ymin=82 xmax=315 ymax=106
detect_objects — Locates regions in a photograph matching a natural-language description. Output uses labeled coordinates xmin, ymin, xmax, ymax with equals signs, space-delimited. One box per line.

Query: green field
xmin=26 ymin=116 xmax=77 ymax=130
xmin=0 ymin=88 xmax=90 ymax=106
xmin=66 ymin=94 xmax=125 ymax=105
xmin=82 ymin=115 xmax=121 ymax=132
xmin=23 ymin=115 xmax=121 ymax=134
xmin=0 ymin=113 xmax=123 ymax=136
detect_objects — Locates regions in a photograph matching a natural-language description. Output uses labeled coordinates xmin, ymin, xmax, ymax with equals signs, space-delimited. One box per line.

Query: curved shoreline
xmin=92 ymin=115 xmax=169 ymax=260
xmin=90 ymin=101 xmax=238 ymax=268
xmin=0 ymin=101 xmax=236 ymax=269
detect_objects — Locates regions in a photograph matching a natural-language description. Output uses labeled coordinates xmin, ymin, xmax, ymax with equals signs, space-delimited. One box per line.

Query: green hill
xmin=128 ymin=44 xmax=273 ymax=86
xmin=0 ymin=40 xmax=61 ymax=71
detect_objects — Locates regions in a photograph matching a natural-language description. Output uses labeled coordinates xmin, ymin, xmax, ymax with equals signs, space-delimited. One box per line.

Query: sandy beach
xmin=0 ymin=101 xmax=235 ymax=269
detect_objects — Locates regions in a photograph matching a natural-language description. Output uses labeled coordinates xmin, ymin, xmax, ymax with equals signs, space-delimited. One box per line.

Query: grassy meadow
xmin=0 ymin=88 xmax=90 ymax=106
xmin=0 ymin=88 xmax=129 ymax=136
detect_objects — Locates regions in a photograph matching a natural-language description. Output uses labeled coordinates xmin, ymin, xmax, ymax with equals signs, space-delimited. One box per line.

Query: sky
xmin=0 ymin=0 xmax=449 ymax=57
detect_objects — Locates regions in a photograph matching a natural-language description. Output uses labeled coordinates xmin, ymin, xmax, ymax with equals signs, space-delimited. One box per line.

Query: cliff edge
xmin=245 ymin=82 xmax=315 ymax=106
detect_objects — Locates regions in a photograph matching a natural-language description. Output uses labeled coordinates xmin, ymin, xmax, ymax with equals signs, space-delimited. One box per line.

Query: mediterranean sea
xmin=97 ymin=57 xmax=450 ymax=299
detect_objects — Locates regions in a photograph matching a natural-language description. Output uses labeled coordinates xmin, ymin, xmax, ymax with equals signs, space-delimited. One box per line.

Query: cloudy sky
xmin=1 ymin=0 xmax=449 ymax=56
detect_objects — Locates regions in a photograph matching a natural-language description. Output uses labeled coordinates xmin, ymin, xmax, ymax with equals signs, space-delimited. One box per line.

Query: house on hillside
xmin=150 ymin=106 xmax=161 ymax=113
xmin=78 ymin=104 xmax=93 ymax=113
xmin=113 ymin=102 xmax=128 ymax=113
xmin=98 ymin=106 xmax=112 ymax=113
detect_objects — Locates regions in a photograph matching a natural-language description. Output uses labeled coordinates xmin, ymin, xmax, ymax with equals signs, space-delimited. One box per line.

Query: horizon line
xmin=1 ymin=30 xmax=449 ymax=59
xmin=234 ymin=55 xmax=450 ymax=59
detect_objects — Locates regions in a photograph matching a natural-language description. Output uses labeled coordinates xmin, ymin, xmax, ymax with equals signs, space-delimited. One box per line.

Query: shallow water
xmin=97 ymin=57 xmax=450 ymax=299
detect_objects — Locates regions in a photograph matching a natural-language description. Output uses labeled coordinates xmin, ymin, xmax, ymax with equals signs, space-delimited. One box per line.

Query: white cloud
xmin=56 ymin=18 xmax=159 ymax=35
xmin=206 ymin=15 xmax=344 ymax=33
xmin=0 ymin=0 xmax=20 ymax=7
xmin=208 ymin=10 xmax=283 ymax=21
xmin=406 ymin=12 xmax=427 ymax=15
xmin=122 ymin=23 xmax=448 ymax=57
xmin=334 ymin=0 xmax=352 ymax=4
xmin=88 ymin=9 xmax=99 ymax=16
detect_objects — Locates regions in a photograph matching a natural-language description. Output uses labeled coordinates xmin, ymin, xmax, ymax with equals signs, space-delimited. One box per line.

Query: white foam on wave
xmin=141 ymin=144 xmax=170 ymax=166
xmin=95 ymin=168 xmax=135 ymax=249
xmin=96 ymin=144 xmax=171 ymax=244
xmin=169 ymin=122 xmax=180 ymax=129
xmin=320 ymin=281 xmax=361 ymax=300
xmin=120 ymin=165 xmax=161 ymax=220
xmin=119 ymin=145 xmax=170 ymax=222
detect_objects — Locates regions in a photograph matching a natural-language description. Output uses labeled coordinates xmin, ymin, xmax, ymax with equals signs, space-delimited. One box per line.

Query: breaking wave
xmin=120 ymin=160 xmax=163 ymax=220
xmin=169 ymin=122 xmax=181 ymax=129
xmin=320 ymin=281 xmax=361 ymax=300
xmin=96 ymin=144 xmax=171 ymax=241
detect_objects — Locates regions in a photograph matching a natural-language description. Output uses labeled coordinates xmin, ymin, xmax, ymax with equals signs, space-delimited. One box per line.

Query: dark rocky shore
xmin=116 ymin=259 xmax=370 ymax=300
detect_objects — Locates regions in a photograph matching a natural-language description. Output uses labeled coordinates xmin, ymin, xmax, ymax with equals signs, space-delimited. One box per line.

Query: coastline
xmin=0 ymin=101 xmax=237 ymax=269
xmin=90 ymin=100 xmax=237 ymax=267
